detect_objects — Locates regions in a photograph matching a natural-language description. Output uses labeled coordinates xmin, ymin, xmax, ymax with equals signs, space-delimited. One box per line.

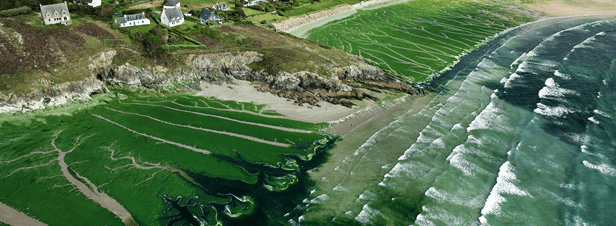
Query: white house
xmin=77 ymin=0 xmax=101 ymax=7
xmin=163 ymin=0 xmax=180 ymax=9
xmin=243 ymin=0 xmax=268 ymax=7
xmin=213 ymin=2 xmax=229 ymax=11
xmin=161 ymin=7 xmax=184 ymax=27
xmin=40 ymin=1 xmax=71 ymax=25
xmin=114 ymin=12 xmax=150 ymax=28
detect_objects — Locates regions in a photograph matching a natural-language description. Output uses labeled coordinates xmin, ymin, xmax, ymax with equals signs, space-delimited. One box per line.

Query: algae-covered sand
xmin=0 ymin=90 xmax=335 ymax=225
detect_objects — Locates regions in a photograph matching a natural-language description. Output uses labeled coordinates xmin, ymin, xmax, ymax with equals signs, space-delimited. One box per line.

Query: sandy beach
xmin=275 ymin=0 xmax=408 ymax=37
xmin=196 ymin=80 xmax=368 ymax=124
xmin=523 ymin=0 xmax=616 ymax=17
xmin=194 ymin=79 xmax=433 ymax=137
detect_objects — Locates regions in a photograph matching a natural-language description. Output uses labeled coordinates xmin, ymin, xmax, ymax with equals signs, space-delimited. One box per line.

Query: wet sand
xmin=0 ymin=202 xmax=46 ymax=226
xmin=195 ymin=78 xmax=436 ymax=159
xmin=196 ymin=80 xmax=366 ymax=123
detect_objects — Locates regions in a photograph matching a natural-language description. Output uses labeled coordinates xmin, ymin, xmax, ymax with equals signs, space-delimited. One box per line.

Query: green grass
xmin=304 ymin=0 xmax=534 ymax=82
xmin=244 ymin=7 xmax=267 ymax=17
xmin=124 ymin=22 xmax=157 ymax=34
xmin=247 ymin=12 xmax=283 ymax=23
xmin=0 ymin=90 xmax=334 ymax=225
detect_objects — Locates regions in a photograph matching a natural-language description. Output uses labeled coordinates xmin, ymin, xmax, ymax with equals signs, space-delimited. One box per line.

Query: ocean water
xmin=293 ymin=15 xmax=616 ymax=225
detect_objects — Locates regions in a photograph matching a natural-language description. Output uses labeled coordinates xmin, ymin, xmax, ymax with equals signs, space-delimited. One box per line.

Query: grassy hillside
xmin=0 ymin=8 xmax=363 ymax=96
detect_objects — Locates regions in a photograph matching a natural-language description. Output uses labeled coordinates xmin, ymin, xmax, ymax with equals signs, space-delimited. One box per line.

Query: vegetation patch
xmin=0 ymin=90 xmax=333 ymax=225
xmin=305 ymin=0 xmax=534 ymax=82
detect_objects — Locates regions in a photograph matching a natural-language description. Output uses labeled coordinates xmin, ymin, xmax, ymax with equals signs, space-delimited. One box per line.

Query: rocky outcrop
xmin=0 ymin=76 xmax=107 ymax=114
xmin=95 ymin=51 xmax=420 ymax=108
xmin=96 ymin=51 xmax=262 ymax=87
xmin=0 ymin=49 xmax=419 ymax=114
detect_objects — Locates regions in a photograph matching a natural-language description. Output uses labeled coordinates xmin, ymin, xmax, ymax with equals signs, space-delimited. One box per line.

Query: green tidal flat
xmin=305 ymin=0 xmax=533 ymax=82
xmin=0 ymin=90 xmax=334 ymax=225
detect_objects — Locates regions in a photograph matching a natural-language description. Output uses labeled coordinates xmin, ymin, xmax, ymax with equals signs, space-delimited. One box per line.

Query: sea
xmin=286 ymin=14 xmax=616 ymax=225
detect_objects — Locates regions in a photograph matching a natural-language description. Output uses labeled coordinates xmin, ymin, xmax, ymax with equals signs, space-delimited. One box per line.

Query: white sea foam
xmin=510 ymin=52 xmax=528 ymax=69
xmin=355 ymin=204 xmax=383 ymax=223
xmin=309 ymin=194 xmax=330 ymax=204
xmin=534 ymin=103 xmax=576 ymax=117
xmin=582 ymin=160 xmax=616 ymax=177
xmin=499 ymin=77 xmax=508 ymax=84
xmin=554 ymin=70 xmax=572 ymax=80
xmin=432 ymin=137 xmax=446 ymax=149
xmin=479 ymin=161 xmax=532 ymax=221
xmin=425 ymin=187 xmax=482 ymax=208
xmin=333 ymin=185 xmax=349 ymax=192
xmin=452 ymin=123 xmax=463 ymax=131
xmin=467 ymin=102 xmax=503 ymax=132
xmin=415 ymin=206 xmax=464 ymax=226
xmin=447 ymin=145 xmax=491 ymax=177
xmin=593 ymin=109 xmax=611 ymax=118
xmin=477 ymin=58 xmax=500 ymax=68
xmin=504 ymin=72 xmax=522 ymax=88
xmin=538 ymin=78 xmax=580 ymax=99
xmin=588 ymin=117 xmax=600 ymax=124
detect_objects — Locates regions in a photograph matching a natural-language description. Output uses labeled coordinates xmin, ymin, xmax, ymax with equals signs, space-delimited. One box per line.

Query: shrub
xmin=0 ymin=6 xmax=31 ymax=17
xmin=121 ymin=8 xmax=152 ymax=15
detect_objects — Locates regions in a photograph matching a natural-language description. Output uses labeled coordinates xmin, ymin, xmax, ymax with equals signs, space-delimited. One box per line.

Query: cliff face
xmin=0 ymin=76 xmax=107 ymax=114
xmin=96 ymin=51 xmax=420 ymax=107
xmin=0 ymin=50 xmax=419 ymax=114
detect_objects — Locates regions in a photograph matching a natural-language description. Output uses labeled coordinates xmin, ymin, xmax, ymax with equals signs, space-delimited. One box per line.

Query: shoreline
xmin=274 ymin=0 xmax=409 ymax=36
xmin=194 ymin=79 xmax=430 ymax=138
xmin=195 ymin=80 xmax=369 ymax=124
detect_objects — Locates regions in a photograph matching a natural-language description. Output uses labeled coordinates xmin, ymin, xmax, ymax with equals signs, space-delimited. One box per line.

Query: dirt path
xmin=50 ymin=133 xmax=136 ymax=226
xmin=105 ymin=107 xmax=292 ymax=147
xmin=0 ymin=202 xmax=46 ymax=226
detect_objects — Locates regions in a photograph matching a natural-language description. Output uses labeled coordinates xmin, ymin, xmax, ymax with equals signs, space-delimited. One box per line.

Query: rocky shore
xmin=0 ymin=50 xmax=421 ymax=114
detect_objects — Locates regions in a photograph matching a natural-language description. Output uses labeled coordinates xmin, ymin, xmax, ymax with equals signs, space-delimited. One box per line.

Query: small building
xmin=75 ymin=0 xmax=101 ymax=7
xmin=213 ymin=2 xmax=229 ymax=11
xmin=114 ymin=12 xmax=150 ymax=28
xmin=199 ymin=9 xmax=222 ymax=24
xmin=40 ymin=2 xmax=71 ymax=25
xmin=243 ymin=0 xmax=269 ymax=7
xmin=163 ymin=0 xmax=181 ymax=9
xmin=161 ymin=7 xmax=184 ymax=27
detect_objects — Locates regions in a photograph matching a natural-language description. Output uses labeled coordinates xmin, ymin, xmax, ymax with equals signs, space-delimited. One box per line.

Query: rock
xmin=0 ymin=76 xmax=106 ymax=114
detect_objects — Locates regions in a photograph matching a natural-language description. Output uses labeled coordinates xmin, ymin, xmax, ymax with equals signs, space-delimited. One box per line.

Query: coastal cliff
xmin=1 ymin=50 xmax=418 ymax=114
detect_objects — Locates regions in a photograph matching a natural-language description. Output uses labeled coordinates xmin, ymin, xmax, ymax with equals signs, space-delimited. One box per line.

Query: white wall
xmin=119 ymin=18 xmax=150 ymax=28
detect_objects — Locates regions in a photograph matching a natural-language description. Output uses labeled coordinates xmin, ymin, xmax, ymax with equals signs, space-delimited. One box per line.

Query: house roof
xmin=199 ymin=9 xmax=222 ymax=22
xmin=115 ymin=12 xmax=147 ymax=24
xmin=40 ymin=2 xmax=69 ymax=16
xmin=164 ymin=7 xmax=184 ymax=21
xmin=164 ymin=0 xmax=180 ymax=7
